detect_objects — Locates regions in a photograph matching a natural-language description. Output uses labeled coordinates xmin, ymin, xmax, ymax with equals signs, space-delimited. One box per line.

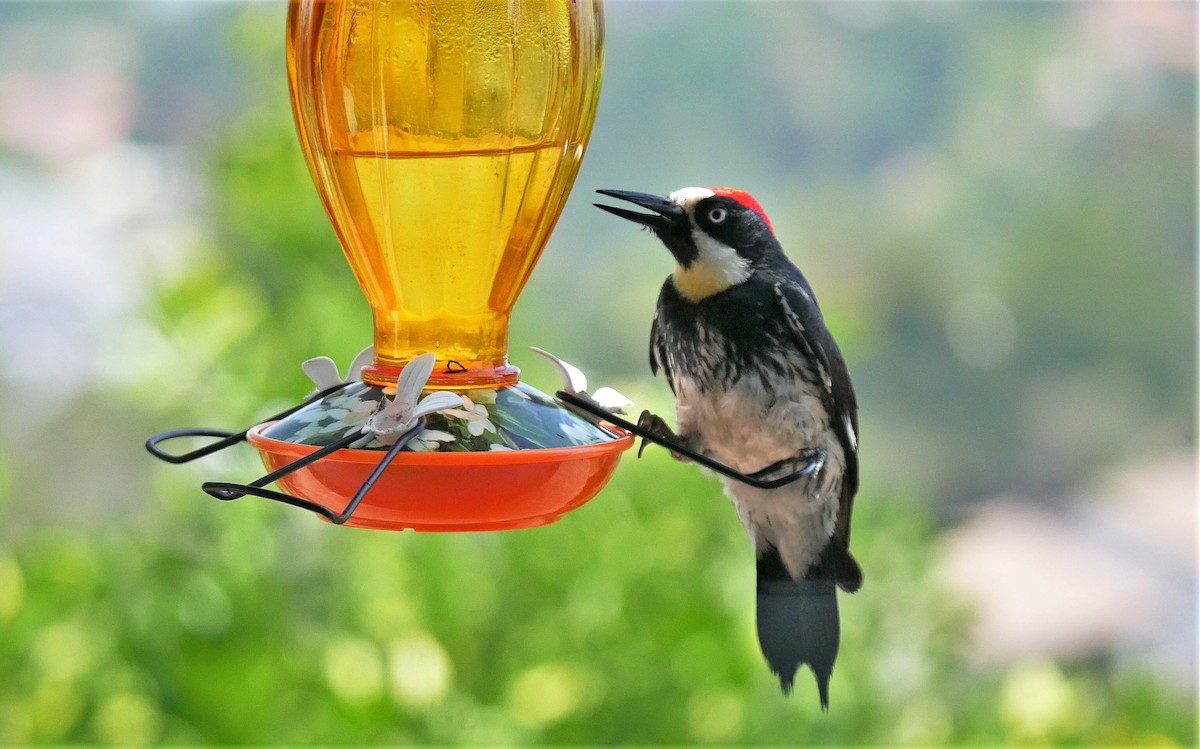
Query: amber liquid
xmin=329 ymin=141 xmax=572 ymax=373
xmin=286 ymin=0 xmax=604 ymax=386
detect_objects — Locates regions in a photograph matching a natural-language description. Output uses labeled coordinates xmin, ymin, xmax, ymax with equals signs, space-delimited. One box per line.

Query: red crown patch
xmin=709 ymin=187 xmax=773 ymax=232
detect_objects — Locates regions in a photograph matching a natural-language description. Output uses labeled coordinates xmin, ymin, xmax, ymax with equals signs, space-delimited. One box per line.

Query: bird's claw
xmin=798 ymin=447 xmax=825 ymax=476
xmin=636 ymin=409 xmax=678 ymax=458
xmin=746 ymin=447 xmax=826 ymax=483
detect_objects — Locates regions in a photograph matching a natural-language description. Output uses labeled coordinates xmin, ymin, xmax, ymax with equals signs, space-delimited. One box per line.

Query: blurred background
xmin=0 ymin=0 xmax=1195 ymax=744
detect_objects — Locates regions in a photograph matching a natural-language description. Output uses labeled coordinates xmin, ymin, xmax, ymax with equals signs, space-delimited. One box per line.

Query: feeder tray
xmin=240 ymin=376 xmax=633 ymax=531
xmin=248 ymin=421 xmax=630 ymax=532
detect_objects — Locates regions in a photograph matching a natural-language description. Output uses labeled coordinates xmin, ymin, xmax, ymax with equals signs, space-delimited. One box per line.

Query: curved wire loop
xmin=145 ymin=427 xmax=241 ymax=465
xmin=144 ymin=383 xmax=352 ymax=464
xmin=555 ymin=390 xmax=821 ymax=490
xmin=201 ymin=421 xmax=425 ymax=525
xmin=145 ymin=380 xmax=417 ymax=526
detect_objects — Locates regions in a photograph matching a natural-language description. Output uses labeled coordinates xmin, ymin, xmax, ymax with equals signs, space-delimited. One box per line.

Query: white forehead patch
xmin=666 ymin=186 xmax=752 ymax=302
xmin=668 ymin=186 xmax=716 ymax=213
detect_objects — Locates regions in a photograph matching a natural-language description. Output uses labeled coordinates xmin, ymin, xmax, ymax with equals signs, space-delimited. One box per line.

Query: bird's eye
xmin=707 ymin=207 xmax=728 ymax=224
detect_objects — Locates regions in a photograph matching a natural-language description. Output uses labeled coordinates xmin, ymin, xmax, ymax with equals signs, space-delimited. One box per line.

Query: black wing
xmin=773 ymin=281 xmax=859 ymax=544
xmin=649 ymin=299 xmax=677 ymax=395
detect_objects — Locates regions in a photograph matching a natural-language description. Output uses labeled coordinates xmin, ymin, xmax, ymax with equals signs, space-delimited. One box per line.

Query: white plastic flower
xmin=363 ymin=353 xmax=464 ymax=446
xmin=443 ymin=395 xmax=497 ymax=437
xmin=302 ymin=345 xmax=375 ymax=394
xmin=407 ymin=429 xmax=457 ymax=452
xmin=530 ymin=346 xmax=634 ymax=414
xmin=344 ymin=396 xmax=383 ymax=419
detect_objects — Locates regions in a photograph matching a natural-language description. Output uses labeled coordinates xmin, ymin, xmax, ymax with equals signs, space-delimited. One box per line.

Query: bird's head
xmin=596 ymin=186 xmax=780 ymax=302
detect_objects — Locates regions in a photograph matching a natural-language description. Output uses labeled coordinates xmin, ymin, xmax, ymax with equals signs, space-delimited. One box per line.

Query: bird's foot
xmin=636 ymin=409 xmax=685 ymax=460
xmin=747 ymin=447 xmax=826 ymax=483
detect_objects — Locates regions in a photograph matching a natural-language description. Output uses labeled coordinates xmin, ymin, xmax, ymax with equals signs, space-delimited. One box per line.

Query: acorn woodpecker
xmin=596 ymin=186 xmax=862 ymax=709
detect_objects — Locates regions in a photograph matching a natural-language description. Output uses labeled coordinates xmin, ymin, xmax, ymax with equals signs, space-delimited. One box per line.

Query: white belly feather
xmin=673 ymin=373 xmax=844 ymax=578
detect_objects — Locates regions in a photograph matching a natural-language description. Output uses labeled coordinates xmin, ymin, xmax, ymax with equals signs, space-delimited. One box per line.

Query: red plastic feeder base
xmin=247 ymin=423 xmax=632 ymax=532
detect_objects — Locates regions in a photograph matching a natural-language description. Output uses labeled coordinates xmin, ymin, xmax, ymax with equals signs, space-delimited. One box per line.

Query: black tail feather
xmin=755 ymin=546 xmax=846 ymax=710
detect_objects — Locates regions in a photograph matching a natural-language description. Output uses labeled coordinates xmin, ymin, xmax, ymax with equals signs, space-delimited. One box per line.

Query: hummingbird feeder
xmin=148 ymin=0 xmax=638 ymax=532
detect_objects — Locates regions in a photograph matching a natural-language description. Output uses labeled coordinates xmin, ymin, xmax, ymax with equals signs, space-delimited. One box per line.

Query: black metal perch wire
xmin=145 ymin=382 xmax=351 ymax=464
xmin=201 ymin=421 xmax=424 ymax=525
xmin=144 ymin=381 xmax=425 ymax=524
xmin=554 ymin=391 xmax=821 ymax=490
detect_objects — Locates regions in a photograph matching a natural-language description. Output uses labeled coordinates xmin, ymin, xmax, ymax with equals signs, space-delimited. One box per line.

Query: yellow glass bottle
xmin=286 ymin=0 xmax=604 ymax=388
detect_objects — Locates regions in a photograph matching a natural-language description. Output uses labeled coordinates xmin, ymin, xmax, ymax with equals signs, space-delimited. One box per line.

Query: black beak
xmin=594 ymin=189 xmax=687 ymax=234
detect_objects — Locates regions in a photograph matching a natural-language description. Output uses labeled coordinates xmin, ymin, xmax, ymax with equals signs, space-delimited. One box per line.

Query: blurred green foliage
xmin=1 ymin=455 xmax=1194 ymax=744
xmin=1 ymin=1 xmax=1195 ymax=745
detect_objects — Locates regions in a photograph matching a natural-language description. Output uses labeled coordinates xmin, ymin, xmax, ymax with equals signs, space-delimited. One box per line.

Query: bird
xmin=595 ymin=186 xmax=861 ymax=709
